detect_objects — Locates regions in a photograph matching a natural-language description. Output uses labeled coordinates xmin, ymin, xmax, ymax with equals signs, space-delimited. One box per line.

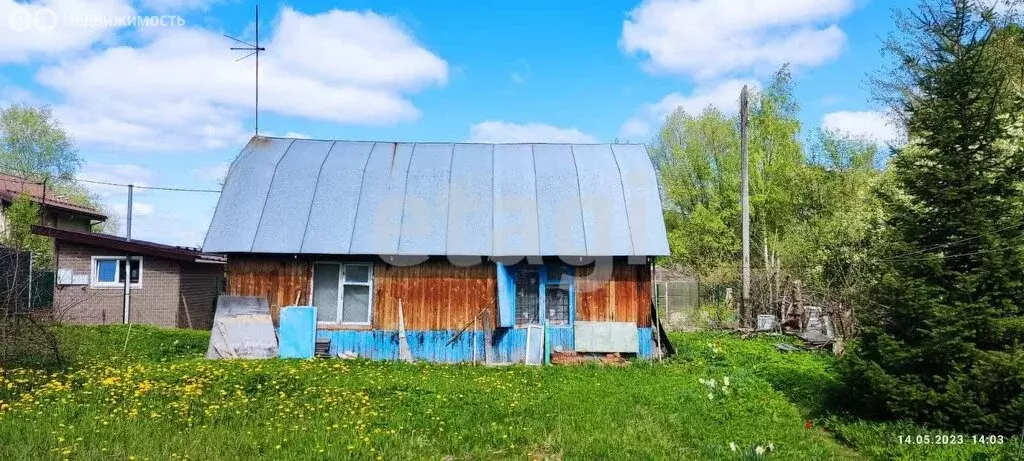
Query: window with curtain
xmin=312 ymin=262 xmax=373 ymax=325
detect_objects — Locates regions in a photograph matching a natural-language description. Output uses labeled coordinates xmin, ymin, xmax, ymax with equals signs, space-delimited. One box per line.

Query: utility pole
xmin=123 ymin=184 xmax=133 ymax=324
xmin=740 ymin=85 xmax=751 ymax=328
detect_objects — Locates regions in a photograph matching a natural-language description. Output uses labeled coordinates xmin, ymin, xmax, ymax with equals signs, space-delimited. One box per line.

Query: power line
xmin=69 ymin=177 xmax=221 ymax=194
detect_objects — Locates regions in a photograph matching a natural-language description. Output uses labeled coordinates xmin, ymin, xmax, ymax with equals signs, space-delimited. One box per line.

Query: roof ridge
xmin=253 ymin=136 xmax=645 ymax=147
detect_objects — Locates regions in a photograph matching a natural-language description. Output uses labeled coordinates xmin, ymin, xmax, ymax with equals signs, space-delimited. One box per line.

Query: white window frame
xmin=90 ymin=256 xmax=143 ymax=289
xmin=312 ymin=262 xmax=374 ymax=326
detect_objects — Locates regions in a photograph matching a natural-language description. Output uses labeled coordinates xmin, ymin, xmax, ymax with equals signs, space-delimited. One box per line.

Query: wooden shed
xmin=203 ymin=137 xmax=670 ymax=363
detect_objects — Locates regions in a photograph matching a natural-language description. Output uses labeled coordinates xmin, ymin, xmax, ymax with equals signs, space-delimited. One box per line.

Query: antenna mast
xmin=225 ymin=3 xmax=267 ymax=136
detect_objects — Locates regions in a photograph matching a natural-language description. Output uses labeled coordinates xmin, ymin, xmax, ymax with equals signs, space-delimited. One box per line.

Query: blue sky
xmin=0 ymin=0 xmax=909 ymax=246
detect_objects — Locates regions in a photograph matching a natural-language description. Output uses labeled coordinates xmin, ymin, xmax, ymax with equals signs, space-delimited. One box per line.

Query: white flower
xmin=768 ymin=442 xmax=775 ymax=451
xmin=755 ymin=446 xmax=765 ymax=455
xmin=729 ymin=442 xmax=737 ymax=452
xmin=708 ymin=379 xmax=717 ymax=389
xmin=707 ymin=393 xmax=714 ymax=400
xmin=723 ymin=376 xmax=730 ymax=386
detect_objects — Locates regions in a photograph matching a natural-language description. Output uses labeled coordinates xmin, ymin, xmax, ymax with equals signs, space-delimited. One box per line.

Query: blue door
xmin=496 ymin=262 xmax=577 ymax=356
xmin=539 ymin=265 xmax=575 ymax=352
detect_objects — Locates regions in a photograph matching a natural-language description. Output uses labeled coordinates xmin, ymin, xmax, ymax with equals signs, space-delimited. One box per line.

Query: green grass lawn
xmin=0 ymin=326 xmax=1019 ymax=460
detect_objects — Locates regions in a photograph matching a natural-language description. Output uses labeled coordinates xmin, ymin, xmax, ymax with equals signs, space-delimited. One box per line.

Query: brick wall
xmin=178 ymin=263 xmax=223 ymax=330
xmin=53 ymin=241 xmax=182 ymax=328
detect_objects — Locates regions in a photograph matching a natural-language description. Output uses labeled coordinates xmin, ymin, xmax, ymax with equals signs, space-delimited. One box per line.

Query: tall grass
xmin=0 ymin=326 xmax=1018 ymax=460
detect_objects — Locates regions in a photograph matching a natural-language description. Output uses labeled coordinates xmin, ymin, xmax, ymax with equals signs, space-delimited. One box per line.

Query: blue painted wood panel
xmin=314 ymin=326 xmax=652 ymax=363
xmin=279 ymin=306 xmax=316 ymax=358
xmin=495 ymin=263 xmax=515 ymax=327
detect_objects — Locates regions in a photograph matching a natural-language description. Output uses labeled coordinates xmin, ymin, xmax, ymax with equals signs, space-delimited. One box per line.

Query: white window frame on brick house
xmin=90 ymin=256 xmax=143 ymax=289
xmin=311 ymin=262 xmax=373 ymax=326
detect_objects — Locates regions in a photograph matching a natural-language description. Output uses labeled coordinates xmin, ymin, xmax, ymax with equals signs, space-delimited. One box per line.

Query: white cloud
xmin=33 ymin=6 xmax=448 ymax=151
xmin=621 ymin=0 xmax=855 ymax=79
xmin=140 ymin=0 xmax=218 ymax=13
xmin=0 ymin=0 xmax=135 ymax=63
xmin=190 ymin=162 xmax=228 ymax=183
xmin=132 ymin=201 xmax=154 ymax=216
xmin=0 ymin=85 xmax=38 ymax=106
xmin=467 ymin=122 xmax=598 ymax=144
xmin=272 ymin=8 xmax=447 ymax=92
xmin=75 ymin=162 xmax=212 ymax=246
xmin=619 ymin=79 xmax=756 ymax=138
xmin=75 ymin=163 xmax=153 ymax=235
xmin=822 ymin=110 xmax=903 ymax=145
xmin=79 ymin=163 xmax=154 ymax=191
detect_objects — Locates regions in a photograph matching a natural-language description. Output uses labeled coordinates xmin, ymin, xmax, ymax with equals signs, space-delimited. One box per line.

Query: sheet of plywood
xmin=574 ymin=321 xmax=639 ymax=353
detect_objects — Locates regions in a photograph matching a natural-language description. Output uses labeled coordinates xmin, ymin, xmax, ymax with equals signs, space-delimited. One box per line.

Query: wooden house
xmin=203 ymin=137 xmax=670 ymax=362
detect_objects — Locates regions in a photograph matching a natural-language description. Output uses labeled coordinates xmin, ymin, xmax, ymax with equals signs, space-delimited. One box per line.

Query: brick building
xmin=33 ymin=226 xmax=225 ymax=329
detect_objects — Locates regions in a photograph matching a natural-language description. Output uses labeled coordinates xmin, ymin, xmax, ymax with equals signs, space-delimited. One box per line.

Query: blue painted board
xmin=279 ymin=306 xmax=317 ymax=359
xmin=495 ymin=263 xmax=515 ymax=327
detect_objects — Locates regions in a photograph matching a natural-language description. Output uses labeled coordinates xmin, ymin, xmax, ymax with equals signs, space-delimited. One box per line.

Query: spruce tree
xmin=842 ymin=0 xmax=1024 ymax=434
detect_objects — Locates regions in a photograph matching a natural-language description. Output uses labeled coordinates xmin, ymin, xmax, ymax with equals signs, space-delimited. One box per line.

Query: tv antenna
xmin=225 ymin=3 xmax=267 ymax=136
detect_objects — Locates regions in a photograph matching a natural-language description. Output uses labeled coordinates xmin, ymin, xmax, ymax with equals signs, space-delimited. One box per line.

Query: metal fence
xmin=655 ymin=278 xmax=701 ymax=331
xmin=0 ymin=246 xmax=31 ymax=314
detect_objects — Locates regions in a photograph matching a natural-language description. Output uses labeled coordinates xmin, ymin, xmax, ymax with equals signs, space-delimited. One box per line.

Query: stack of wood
xmin=599 ymin=353 xmax=629 ymax=366
xmin=550 ymin=351 xmax=631 ymax=366
xmin=551 ymin=351 xmax=588 ymax=365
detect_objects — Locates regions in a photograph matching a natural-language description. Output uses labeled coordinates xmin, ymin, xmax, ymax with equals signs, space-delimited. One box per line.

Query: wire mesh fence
xmin=655 ymin=277 xmax=703 ymax=331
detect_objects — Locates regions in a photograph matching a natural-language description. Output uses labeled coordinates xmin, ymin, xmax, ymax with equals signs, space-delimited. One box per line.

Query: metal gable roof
xmin=203 ymin=137 xmax=670 ymax=257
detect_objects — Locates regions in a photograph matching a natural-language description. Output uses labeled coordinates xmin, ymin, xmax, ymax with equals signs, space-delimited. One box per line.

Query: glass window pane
xmin=515 ymin=267 xmax=540 ymax=325
xmin=96 ymin=260 xmax=117 ymax=282
xmin=341 ymin=285 xmax=370 ymax=323
xmin=119 ymin=259 xmax=141 ymax=284
xmin=546 ymin=285 xmax=570 ymax=326
xmin=344 ymin=264 xmax=370 ymax=283
xmin=313 ymin=264 xmax=340 ymax=322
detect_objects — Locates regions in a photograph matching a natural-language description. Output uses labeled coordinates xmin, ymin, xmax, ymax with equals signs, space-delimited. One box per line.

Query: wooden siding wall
xmin=226 ymin=256 xmax=312 ymax=323
xmin=227 ymin=256 xmax=650 ymax=329
xmin=373 ymin=261 xmax=497 ymax=331
xmin=576 ymin=262 xmax=652 ymax=327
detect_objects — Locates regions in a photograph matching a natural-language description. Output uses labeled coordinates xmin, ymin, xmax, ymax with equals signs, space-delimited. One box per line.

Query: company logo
xmin=7 ymin=8 xmax=186 ymax=33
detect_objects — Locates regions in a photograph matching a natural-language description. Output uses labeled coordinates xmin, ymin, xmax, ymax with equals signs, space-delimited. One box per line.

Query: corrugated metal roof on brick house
xmin=0 ymin=173 xmax=107 ymax=221
xmin=202 ymin=137 xmax=670 ymax=257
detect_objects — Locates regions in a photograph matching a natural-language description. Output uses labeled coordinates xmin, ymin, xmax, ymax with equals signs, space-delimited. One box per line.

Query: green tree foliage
xmin=0 ymin=105 xmax=79 ymax=181
xmin=653 ymin=68 xmax=884 ymax=288
xmin=840 ymin=0 xmax=1024 ymax=434
xmin=0 ymin=104 xmax=114 ymax=237
xmin=1 ymin=194 xmax=53 ymax=268
xmin=655 ymin=105 xmax=740 ymax=278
